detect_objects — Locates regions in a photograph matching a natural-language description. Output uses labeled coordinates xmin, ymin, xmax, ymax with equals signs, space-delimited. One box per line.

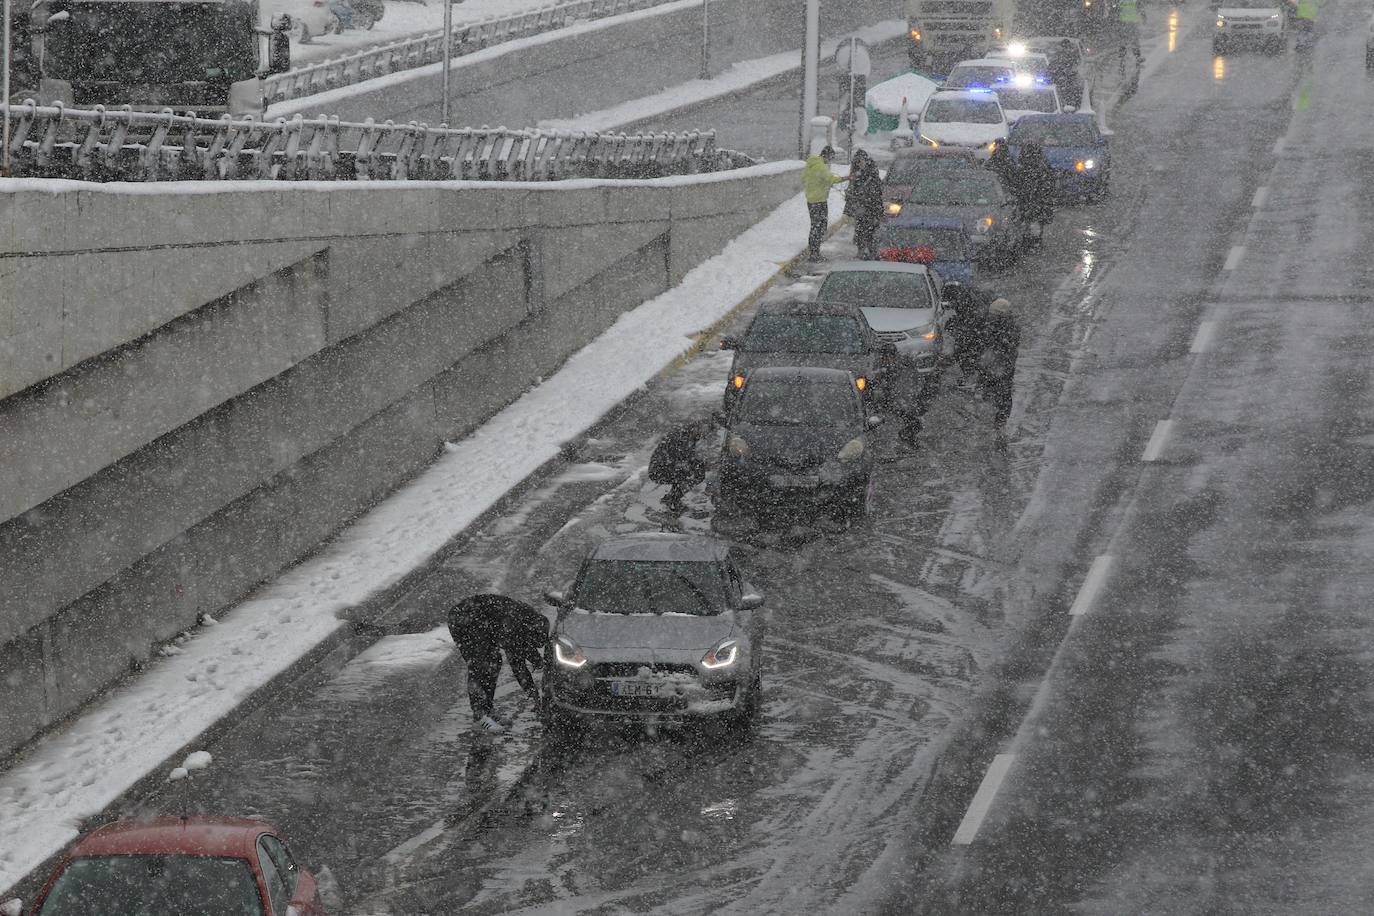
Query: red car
xmin=0 ymin=816 xmax=327 ymax=915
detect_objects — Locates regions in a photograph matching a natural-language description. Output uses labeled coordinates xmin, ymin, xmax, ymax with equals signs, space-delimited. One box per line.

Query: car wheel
xmin=542 ymin=701 xmax=585 ymax=747
xmin=295 ymin=20 xmax=312 ymax=43
xmin=729 ymin=674 xmax=763 ymax=728
xmin=837 ymin=478 xmax=869 ymax=525
xmin=354 ymin=8 xmax=376 ymax=29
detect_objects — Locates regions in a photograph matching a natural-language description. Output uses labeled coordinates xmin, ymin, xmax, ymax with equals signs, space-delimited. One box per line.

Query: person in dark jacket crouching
xmin=448 ymin=593 xmax=550 ymax=735
xmin=648 ymin=416 xmax=715 ymax=512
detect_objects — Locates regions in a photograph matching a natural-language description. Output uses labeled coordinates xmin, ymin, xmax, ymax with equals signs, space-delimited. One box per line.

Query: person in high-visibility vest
xmin=1293 ymin=0 xmax=1317 ymax=47
xmin=1117 ymin=0 xmax=1145 ymax=74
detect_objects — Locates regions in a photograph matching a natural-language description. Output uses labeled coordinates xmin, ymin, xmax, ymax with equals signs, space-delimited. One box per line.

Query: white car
xmin=916 ymin=89 xmax=1009 ymax=158
xmin=984 ymin=47 xmax=1054 ymax=76
xmin=992 ymin=77 xmax=1062 ymax=121
xmin=1213 ymin=0 xmax=1287 ymax=53
xmin=943 ymin=58 xmax=1018 ymax=90
xmin=263 ymin=0 xmax=337 ymax=43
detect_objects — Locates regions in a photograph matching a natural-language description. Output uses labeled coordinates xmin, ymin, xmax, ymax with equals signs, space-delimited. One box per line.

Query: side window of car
xmin=256 ymin=838 xmax=291 ymax=915
xmin=261 ymin=835 xmax=298 ymax=898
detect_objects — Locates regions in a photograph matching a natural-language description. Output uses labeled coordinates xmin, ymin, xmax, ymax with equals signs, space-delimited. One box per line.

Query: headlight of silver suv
xmin=554 ymin=636 xmax=588 ymax=669
xmin=702 ymin=638 xmax=742 ymax=669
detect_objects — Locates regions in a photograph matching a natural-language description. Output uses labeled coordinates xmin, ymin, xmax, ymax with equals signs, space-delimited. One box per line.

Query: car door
xmin=726 ymin=556 xmax=766 ymax=667
xmin=261 ymin=835 xmax=326 ymax=916
xmin=256 ymin=837 xmax=292 ymax=916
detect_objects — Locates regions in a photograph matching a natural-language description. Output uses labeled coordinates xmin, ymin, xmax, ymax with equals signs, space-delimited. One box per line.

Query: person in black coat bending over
xmin=648 ymin=416 xmax=714 ymax=512
xmin=448 ymin=593 xmax=550 ymax=735
xmin=844 ymin=150 xmax=885 ymax=260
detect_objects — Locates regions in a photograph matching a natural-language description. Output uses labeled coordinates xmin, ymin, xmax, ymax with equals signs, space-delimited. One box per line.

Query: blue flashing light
xmin=965 ymin=87 xmax=994 ymax=93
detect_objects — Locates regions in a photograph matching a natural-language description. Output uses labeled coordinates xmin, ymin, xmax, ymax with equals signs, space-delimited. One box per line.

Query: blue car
xmin=1005 ymin=113 xmax=1111 ymax=199
xmin=875 ymin=215 xmax=979 ymax=286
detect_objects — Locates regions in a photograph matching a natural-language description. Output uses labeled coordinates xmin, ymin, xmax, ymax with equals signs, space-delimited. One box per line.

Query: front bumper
xmin=548 ymin=663 xmax=747 ymax=720
xmin=719 ymin=462 xmax=866 ymax=509
xmin=1214 ymin=20 xmax=1285 ymax=43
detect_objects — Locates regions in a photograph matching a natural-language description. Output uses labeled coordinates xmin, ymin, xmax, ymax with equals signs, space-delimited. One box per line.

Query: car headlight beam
xmin=554 ymin=637 xmax=588 ymax=669
xmin=838 ymin=438 xmax=865 ymax=462
xmin=702 ymin=639 xmax=741 ymax=669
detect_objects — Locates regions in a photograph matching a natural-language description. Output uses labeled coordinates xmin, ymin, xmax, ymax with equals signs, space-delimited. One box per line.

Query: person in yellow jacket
xmin=1116 ymin=0 xmax=1144 ymax=75
xmin=804 ymin=146 xmax=845 ymax=262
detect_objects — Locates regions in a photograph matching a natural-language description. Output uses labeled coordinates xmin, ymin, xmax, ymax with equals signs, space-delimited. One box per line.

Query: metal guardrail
xmin=0 ymin=102 xmax=746 ymax=182
xmin=265 ymin=0 xmax=672 ymax=105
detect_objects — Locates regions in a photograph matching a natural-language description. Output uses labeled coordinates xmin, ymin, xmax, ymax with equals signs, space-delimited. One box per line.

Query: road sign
xmin=833 ymin=37 xmax=872 ymax=77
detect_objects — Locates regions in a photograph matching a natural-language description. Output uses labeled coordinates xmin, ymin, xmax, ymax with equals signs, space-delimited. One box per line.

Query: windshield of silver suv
xmin=818 ymin=271 xmax=934 ymax=310
xmin=742 ymin=314 xmax=868 ymax=354
xmin=573 ymin=559 xmax=728 ymax=615
xmin=736 ymin=380 xmax=859 ymax=427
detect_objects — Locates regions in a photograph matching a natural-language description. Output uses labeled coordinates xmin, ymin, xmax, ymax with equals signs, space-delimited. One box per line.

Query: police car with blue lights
xmin=915 ymin=88 xmax=1009 ymax=158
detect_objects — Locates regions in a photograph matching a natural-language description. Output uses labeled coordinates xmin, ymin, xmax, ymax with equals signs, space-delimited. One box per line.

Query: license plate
xmin=769 ymin=474 xmax=820 ymax=488
xmin=609 ymin=680 xmax=668 ymax=698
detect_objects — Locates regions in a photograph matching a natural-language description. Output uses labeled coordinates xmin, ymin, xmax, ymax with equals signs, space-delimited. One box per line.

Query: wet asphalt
xmin=95 ymin=5 xmax=1374 ymax=914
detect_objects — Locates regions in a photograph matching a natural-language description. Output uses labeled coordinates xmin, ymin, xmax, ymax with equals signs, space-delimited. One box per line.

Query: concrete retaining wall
xmin=269 ymin=0 xmax=901 ymax=125
xmin=0 ymin=162 xmax=801 ymax=758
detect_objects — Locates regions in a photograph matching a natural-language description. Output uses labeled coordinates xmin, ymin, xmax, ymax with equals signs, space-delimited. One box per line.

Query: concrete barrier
xmin=268 ymin=0 xmax=901 ymax=126
xmin=0 ymin=161 xmax=801 ymax=758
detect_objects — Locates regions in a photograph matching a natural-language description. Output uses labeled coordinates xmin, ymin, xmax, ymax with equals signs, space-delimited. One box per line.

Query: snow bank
xmin=866 ymin=71 xmax=939 ymax=116
xmin=540 ymin=20 xmax=907 ymax=132
xmin=0 ymin=180 xmax=841 ymax=896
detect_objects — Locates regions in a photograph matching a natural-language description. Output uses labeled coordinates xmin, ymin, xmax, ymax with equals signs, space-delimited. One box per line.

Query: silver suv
xmin=543 ymin=534 xmax=766 ymax=733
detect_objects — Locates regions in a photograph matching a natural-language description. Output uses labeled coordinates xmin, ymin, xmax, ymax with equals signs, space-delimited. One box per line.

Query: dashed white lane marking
xmin=1069 ymin=554 xmax=1116 ymax=617
xmin=1190 ymin=320 xmax=1218 ymax=354
xmin=1141 ymin=419 xmax=1174 ymax=463
xmin=1272 ymin=136 xmax=1286 ymax=155
xmin=1251 ymin=186 xmax=1270 ymax=209
xmin=1223 ymin=246 xmax=1245 ymax=271
xmin=952 ymin=754 xmax=1016 ymax=846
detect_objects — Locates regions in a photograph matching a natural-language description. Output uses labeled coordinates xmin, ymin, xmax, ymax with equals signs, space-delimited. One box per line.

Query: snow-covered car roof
xmin=825 ymin=259 xmax=935 ymax=277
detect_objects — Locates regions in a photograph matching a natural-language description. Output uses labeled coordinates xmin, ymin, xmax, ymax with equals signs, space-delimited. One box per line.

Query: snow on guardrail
xmin=264 ymin=0 xmax=673 ymax=105
xmin=1 ymin=101 xmax=750 ymax=182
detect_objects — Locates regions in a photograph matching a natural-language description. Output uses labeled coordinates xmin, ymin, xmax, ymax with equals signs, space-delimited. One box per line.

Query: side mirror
xmin=543 ymin=589 xmax=569 ymax=608
xmin=740 ymin=593 xmax=765 ymax=610
xmin=268 ymin=29 xmax=291 ymax=75
xmin=1 ymin=898 xmax=23 ymax=916
xmin=867 ymin=415 xmax=884 ymax=428
xmin=719 ymin=336 xmax=739 ymax=351
xmin=44 ymin=9 xmax=70 ymax=25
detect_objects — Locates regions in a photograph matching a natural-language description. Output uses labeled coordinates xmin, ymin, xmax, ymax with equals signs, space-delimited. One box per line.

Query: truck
xmin=24 ymin=0 xmax=292 ymax=116
xmin=906 ymin=0 xmax=1017 ymax=73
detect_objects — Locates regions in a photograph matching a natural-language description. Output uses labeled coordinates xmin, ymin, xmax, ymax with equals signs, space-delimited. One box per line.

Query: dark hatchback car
xmin=720 ymin=300 xmax=891 ymax=410
xmin=717 ymin=367 xmax=881 ymax=522
xmin=1005 ymin=113 xmax=1111 ymax=199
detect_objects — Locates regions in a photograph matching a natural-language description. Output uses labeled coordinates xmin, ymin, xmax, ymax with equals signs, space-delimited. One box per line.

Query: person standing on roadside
xmin=1116 ymin=0 xmax=1145 ymax=75
xmin=979 ymin=298 xmax=1021 ymax=435
xmin=448 ymin=593 xmax=550 ymax=735
xmin=804 ymin=145 xmax=844 ymax=262
xmin=844 ymin=150 xmax=884 ymax=261
xmin=1015 ymin=141 xmax=1057 ymax=239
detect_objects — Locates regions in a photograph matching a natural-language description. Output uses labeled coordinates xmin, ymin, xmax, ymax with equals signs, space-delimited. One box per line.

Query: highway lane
xmin=98 ymin=9 xmax=1318 ymax=912
xmin=908 ymin=5 xmax=1374 ymax=915
xmin=109 ymin=57 xmax=1149 ymax=916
